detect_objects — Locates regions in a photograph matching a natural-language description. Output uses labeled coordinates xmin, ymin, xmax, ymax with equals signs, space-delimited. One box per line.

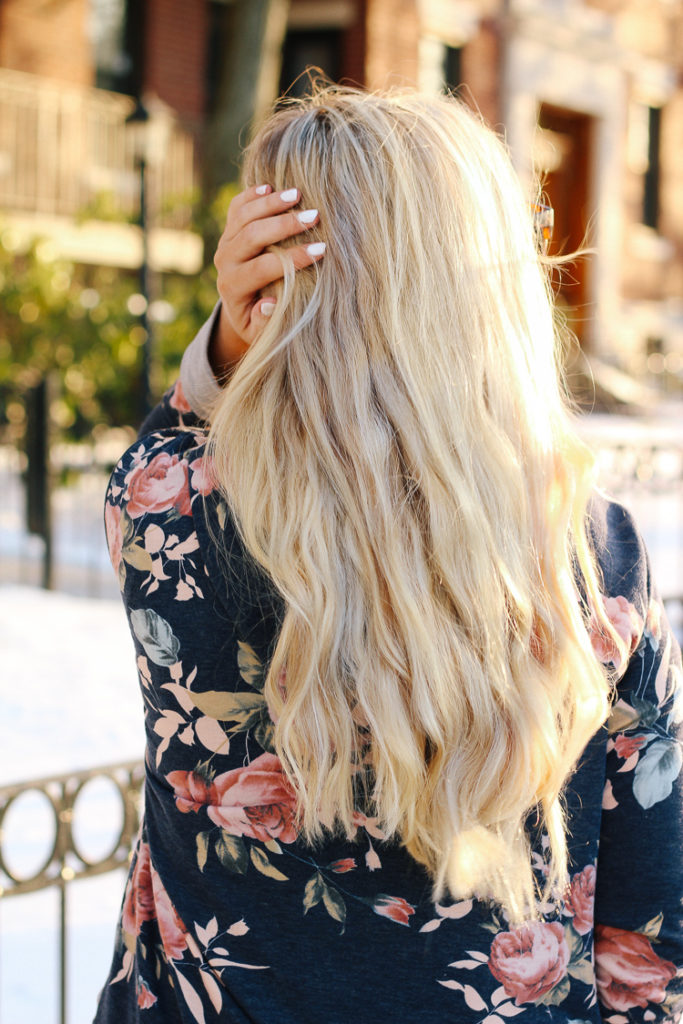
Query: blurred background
xmin=0 ymin=0 xmax=681 ymax=1021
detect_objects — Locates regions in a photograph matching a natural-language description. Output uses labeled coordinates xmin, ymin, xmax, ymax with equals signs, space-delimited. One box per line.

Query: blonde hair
xmin=208 ymin=85 xmax=617 ymax=921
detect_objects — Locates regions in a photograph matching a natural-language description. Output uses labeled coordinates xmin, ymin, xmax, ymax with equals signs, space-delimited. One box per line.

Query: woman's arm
xmin=592 ymin=501 xmax=683 ymax=1022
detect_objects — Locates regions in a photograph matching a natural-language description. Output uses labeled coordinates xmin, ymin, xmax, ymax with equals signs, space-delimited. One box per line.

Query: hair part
xmin=208 ymin=84 xmax=622 ymax=922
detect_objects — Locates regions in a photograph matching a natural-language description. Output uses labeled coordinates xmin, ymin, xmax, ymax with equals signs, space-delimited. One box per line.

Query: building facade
xmin=0 ymin=0 xmax=681 ymax=385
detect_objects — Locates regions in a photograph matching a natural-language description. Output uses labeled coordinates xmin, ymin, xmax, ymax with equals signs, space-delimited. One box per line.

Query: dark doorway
xmin=536 ymin=104 xmax=594 ymax=346
xmin=279 ymin=29 xmax=343 ymax=96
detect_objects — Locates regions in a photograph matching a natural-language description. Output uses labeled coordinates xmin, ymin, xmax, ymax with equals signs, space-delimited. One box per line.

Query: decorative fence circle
xmin=0 ymin=760 xmax=143 ymax=898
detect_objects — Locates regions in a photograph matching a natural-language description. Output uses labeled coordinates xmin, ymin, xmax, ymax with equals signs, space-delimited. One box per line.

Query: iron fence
xmin=0 ymin=760 xmax=144 ymax=1024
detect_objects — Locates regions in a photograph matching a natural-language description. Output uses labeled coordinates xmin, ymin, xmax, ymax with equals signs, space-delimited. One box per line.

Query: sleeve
xmin=592 ymin=500 xmax=683 ymax=1022
xmin=137 ymin=304 xmax=223 ymax=438
xmin=179 ymin=301 xmax=223 ymax=420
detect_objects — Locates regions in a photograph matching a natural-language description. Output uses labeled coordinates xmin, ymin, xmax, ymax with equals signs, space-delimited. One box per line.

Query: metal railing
xmin=0 ymin=760 xmax=144 ymax=1024
xmin=0 ymin=67 xmax=197 ymax=228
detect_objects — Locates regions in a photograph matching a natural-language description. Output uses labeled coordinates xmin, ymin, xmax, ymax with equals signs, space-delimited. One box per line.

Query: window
xmin=443 ymin=45 xmax=462 ymax=93
xmin=90 ymin=0 xmax=141 ymax=95
xmin=642 ymin=105 xmax=661 ymax=231
xmin=279 ymin=29 xmax=342 ymax=97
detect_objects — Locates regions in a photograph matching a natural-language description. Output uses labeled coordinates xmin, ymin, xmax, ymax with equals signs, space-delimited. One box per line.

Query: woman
xmin=95 ymin=86 xmax=683 ymax=1023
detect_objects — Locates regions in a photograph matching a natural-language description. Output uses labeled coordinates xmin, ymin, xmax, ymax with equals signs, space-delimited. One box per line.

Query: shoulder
xmin=106 ymin=428 xmax=215 ymax=522
xmin=104 ymin=429 xmax=223 ymax=581
xmin=587 ymin=492 xmax=650 ymax=614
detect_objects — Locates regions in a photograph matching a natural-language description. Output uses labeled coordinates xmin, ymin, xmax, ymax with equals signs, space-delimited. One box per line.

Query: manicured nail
xmin=255 ymin=184 xmax=269 ymax=195
xmin=261 ymin=300 xmax=276 ymax=316
xmin=297 ymin=209 xmax=318 ymax=225
xmin=307 ymin=242 xmax=326 ymax=257
xmin=280 ymin=188 xmax=298 ymax=202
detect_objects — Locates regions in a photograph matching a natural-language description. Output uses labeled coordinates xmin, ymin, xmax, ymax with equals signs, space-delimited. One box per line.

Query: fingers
xmin=229 ymin=208 xmax=321 ymax=263
xmin=215 ymin=184 xmax=326 ymax=351
xmin=220 ymin=243 xmax=326 ymax=299
xmin=227 ymin=186 xmax=303 ymax=237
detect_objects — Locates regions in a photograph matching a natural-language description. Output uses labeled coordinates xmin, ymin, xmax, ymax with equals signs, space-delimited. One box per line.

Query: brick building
xmin=0 ymin=0 xmax=682 ymax=382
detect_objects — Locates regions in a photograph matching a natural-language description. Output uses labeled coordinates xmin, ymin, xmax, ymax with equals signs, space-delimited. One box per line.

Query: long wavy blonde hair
xmin=208 ymin=85 xmax=618 ymax=921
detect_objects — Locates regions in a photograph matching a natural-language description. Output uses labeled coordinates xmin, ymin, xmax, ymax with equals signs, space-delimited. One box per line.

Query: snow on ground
xmin=1 ymin=586 xmax=143 ymax=780
xmin=0 ymin=586 xmax=143 ymax=1024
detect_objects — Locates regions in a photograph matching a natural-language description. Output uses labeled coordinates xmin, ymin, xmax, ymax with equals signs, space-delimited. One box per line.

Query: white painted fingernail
xmin=280 ymin=188 xmax=298 ymax=202
xmin=296 ymin=208 xmax=318 ymax=225
xmin=255 ymin=184 xmax=269 ymax=195
xmin=307 ymin=242 xmax=326 ymax=256
xmin=261 ymin=300 xmax=276 ymax=316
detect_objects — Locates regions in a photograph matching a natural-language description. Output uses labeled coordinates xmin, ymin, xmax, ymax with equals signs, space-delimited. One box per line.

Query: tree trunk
xmin=206 ymin=0 xmax=290 ymax=192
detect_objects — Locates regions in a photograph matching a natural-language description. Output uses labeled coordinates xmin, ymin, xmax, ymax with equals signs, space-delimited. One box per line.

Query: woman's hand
xmin=210 ymin=184 xmax=325 ymax=379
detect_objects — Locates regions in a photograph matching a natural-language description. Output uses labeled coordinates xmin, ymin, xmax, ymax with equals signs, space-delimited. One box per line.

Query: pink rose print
xmin=104 ymin=501 xmax=123 ymax=574
xmin=589 ymin=595 xmax=643 ymax=671
xmin=150 ymin=865 xmax=188 ymax=960
xmin=488 ymin=921 xmax=570 ymax=1004
xmin=136 ymin=978 xmax=157 ymax=1009
xmin=565 ymin=864 xmax=596 ymax=935
xmin=189 ymin=456 xmax=215 ymax=496
xmin=166 ymin=770 xmax=218 ymax=813
xmin=169 ymin=380 xmax=192 ymax=413
xmin=121 ymin=842 xmax=156 ymax=938
xmin=372 ymin=894 xmax=416 ymax=926
xmin=126 ymin=452 xmax=192 ymax=520
xmin=614 ymin=733 xmax=648 ymax=760
xmin=595 ymin=925 xmax=676 ymax=1011
xmin=207 ymin=752 xmax=299 ymax=843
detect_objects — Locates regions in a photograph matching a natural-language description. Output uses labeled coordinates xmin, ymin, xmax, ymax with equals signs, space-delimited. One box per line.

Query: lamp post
xmin=125 ymin=98 xmax=169 ymax=423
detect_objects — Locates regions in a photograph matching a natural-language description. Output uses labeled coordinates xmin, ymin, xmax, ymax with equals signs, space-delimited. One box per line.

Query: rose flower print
xmin=206 ymin=752 xmax=299 ymax=843
xmin=126 ymin=452 xmax=192 ymax=520
xmin=166 ymin=770 xmax=218 ymax=814
xmin=565 ymin=864 xmax=596 ymax=936
xmin=488 ymin=921 xmax=570 ymax=1004
xmin=596 ymin=925 xmax=677 ymax=1012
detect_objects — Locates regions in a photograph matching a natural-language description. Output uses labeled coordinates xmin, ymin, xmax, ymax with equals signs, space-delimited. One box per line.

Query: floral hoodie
xmin=94 ymin=380 xmax=683 ymax=1024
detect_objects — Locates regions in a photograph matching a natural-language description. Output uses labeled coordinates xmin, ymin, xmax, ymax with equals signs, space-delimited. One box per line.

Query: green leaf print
xmin=636 ymin=911 xmax=664 ymax=940
xmin=122 ymin=540 xmax=154 ymax=574
xmin=252 ymin=712 xmax=275 ymax=754
xmin=237 ymin=642 xmax=265 ymax=691
xmin=196 ymin=832 xmax=210 ymax=872
xmin=631 ymin=696 xmax=660 ymax=729
xmin=607 ymin=700 xmax=641 ymax=735
xmin=215 ymin=831 xmax=248 ymax=874
xmin=303 ymin=872 xmax=324 ymax=914
xmin=249 ymin=845 xmax=289 ymax=881
xmin=130 ymin=608 xmax=180 ymax=666
xmin=633 ymin=739 xmax=683 ymax=809
xmin=321 ymin=881 xmax=347 ymax=931
xmin=567 ymin=958 xmax=594 ymax=986
xmin=538 ymin=975 xmax=570 ymax=1006
xmin=120 ymin=508 xmax=135 ymax=546
xmin=564 ymin=924 xmax=584 ymax=962
xmin=187 ymin=689 xmax=265 ymax=723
